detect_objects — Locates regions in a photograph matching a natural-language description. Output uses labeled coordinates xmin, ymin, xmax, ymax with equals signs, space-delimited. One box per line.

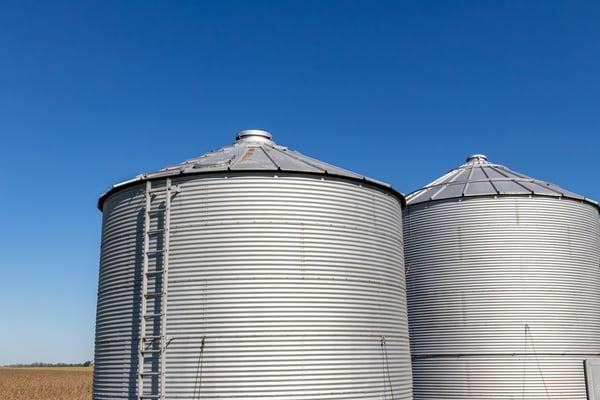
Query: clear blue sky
xmin=1 ymin=1 xmax=598 ymax=365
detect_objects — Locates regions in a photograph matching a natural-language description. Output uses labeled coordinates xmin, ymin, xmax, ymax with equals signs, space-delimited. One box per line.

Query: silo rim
xmin=405 ymin=154 xmax=599 ymax=210
xmin=406 ymin=191 xmax=599 ymax=210
xmin=98 ymin=130 xmax=406 ymax=211
xmin=97 ymin=169 xmax=406 ymax=211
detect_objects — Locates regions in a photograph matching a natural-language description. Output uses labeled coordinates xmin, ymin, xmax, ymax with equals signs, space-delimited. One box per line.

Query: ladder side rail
xmin=138 ymin=180 xmax=152 ymax=398
xmin=159 ymin=178 xmax=172 ymax=400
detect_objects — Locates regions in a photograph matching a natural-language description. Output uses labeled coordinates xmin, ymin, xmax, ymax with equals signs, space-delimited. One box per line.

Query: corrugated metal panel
xmin=93 ymin=186 xmax=145 ymax=400
xmin=94 ymin=172 xmax=412 ymax=399
xmin=404 ymin=196 xmax=600 ymax=399
xmin=98 ymin=131 xmax=401 ymax=210
xmin=412 ymin=356 xmax=588 ymax=398
xmin=406 ymin=154 xmax=598 ymax=208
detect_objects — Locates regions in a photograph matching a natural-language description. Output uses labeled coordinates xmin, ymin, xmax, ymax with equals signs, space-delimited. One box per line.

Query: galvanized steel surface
xmin=407 ymin=154 xmax=598 ymax=208
xmin=98 ymin=130 xmax=400 ymax=210
xmin=94 ymin=186 xmax=145 ymax=399
xmin=94 ymin=172 xmax=412 ymax=399
xmin=412 ymin=356 xmax=590 ymax=398
xmin=404 ymin=195 xmax=600 ymax=398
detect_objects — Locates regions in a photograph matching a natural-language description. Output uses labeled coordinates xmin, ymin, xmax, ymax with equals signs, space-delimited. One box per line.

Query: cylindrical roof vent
xmin=235 ymin=129 xmax=273 ymax=142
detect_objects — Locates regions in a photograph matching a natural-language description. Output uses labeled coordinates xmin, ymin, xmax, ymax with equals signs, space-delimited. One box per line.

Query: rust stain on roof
xmin=241 ymin=147 xmax=256 ymax=161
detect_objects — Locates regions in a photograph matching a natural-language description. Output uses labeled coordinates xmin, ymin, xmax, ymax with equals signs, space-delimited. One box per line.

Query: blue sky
xmin=1 ymin=1 xmax=598 ymax=365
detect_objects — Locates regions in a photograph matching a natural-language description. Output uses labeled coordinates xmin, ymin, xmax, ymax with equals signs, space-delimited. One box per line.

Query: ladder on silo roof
xmin=138 ymin=178 xmax=177 ymax=400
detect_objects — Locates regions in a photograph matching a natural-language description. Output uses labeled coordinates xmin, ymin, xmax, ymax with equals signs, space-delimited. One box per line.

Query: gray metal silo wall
xmin=94 ymin=186 xmax=146 ymax=399
xmin=403 ymin=196 xmax=600 ymax=399
xmin=94 ymin=172 xmax=413 ymax=399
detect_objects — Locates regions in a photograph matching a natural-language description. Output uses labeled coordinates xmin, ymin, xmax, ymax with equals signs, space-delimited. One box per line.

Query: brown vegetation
xmin=0 ymin=367 xmax=92 ymax=400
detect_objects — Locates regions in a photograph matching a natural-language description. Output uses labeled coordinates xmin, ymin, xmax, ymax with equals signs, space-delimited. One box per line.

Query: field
xmin=0 ymin=367 xmax=92 ymax=400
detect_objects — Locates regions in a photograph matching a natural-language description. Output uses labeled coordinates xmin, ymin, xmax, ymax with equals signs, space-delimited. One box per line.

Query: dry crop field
xmin=0 ymin=367 xmax=92 ymax=400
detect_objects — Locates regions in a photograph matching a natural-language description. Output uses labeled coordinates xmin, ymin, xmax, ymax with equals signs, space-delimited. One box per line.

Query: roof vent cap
xmin=236 ymin=129 xmax=273 ymax=142
xmin=466 ymin=154 xmax=488 ymax=163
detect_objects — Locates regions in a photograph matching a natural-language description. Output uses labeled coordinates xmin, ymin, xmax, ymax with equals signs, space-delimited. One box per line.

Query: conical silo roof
xmin=406 ymin=154 xmax=598 ymax=208
xmin=98 ymin=129 xmax=403 ymax=209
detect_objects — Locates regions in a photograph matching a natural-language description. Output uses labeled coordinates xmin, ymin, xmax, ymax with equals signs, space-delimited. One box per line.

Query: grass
xmin=0 ymin=367 xmax=92 ymax=400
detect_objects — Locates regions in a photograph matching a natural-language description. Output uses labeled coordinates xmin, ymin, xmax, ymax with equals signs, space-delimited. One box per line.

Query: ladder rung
xmin=146 ymin=229 xmax=165 ymax=235
xmin=145 ymin=250 xmax=165 ymax=256
xmin=142 ymin=335 xmax=161 ymax=340
xmin=140 ymin=371 xmax=161 ymax=376
xmin=143 ymin=313 xmax=162 ymax=318
xmin=145 ymin=270 xmax=164 ymax=276
xmin=148 ymin=187 xmax=170 ymax=194
xmin=141 ymin=349 xmax=161 ymax=354
xmin=140 ymin=341 xmax=162 ymax=353
xmin=140 ymin=395 xmax=161 ymax=399
xmin=145 ymin=250 xmax=164 ymax=255
xmin=145 ymin=292 xmax=164 ymax=297
xmin=145 ymin=212 xmax=165 ymax=220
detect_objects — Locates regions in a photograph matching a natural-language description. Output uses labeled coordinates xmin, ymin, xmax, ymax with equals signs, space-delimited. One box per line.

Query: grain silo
xmin=403 ymin=154 xmax=600 ymax=399
xmin=94 ymin=130 xmax=412 ymax=400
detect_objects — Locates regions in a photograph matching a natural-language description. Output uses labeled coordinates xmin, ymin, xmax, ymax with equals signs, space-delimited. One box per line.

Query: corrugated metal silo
xmin=94 ymin=130 xmax=413 ymax=399
xmin=403 ymin=154 xmax=600 ymax=399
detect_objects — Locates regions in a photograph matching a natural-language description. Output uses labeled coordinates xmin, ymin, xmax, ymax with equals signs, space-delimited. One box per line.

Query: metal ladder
xmin=138 ymin=178 xmax=176 ymax=400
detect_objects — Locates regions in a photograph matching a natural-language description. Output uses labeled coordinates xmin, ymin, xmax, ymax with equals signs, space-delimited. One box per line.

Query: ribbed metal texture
xmin=412 ymin=356 xmax=589 ymax=398
xmin=407 ymin=154 xmax=597 ymax=207
xmin=98 ymin=130 xmax=395 ymax=210
xmin=94 ymin=186 xmax=145 ymax=399
xmin=94 ymin=171 xmax=412 ymax=399
xmin=404 ymin=195 xmax=600 ymax=398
